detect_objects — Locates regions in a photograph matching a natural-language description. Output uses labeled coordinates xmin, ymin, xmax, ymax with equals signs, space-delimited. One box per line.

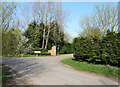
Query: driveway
xmin=2 ymin=54 xmax=118 ymax=85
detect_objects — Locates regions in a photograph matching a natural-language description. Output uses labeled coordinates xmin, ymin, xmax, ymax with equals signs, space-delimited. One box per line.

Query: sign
xmin=34 ymin=51 xmax=41 ymax=53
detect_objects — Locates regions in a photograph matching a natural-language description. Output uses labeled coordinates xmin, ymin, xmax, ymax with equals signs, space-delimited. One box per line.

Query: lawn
xmin=61 ymin=57 xmax=119 ymax=78
xmin=0 ymin=66 xmax=9 ymax=85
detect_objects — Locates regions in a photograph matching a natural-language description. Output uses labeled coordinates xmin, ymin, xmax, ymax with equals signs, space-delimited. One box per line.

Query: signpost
xmin=34 ymin=51 xmax=41 ymax=57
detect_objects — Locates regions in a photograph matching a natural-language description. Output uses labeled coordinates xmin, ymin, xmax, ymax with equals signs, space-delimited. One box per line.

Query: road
xmin=2 ymin=54 xmax=118 ymax=85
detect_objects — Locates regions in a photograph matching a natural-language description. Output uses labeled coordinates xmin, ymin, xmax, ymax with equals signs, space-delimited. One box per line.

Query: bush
xmin=27 ymin=51 xmax=51 ymax=56
xmin=27 ymin=48 xmax=49 ymax=55
xmin=59 ymin=42 xmax=74 ymax=54
xmin=59 ymin=46 xmax=67 ymax=54
xmin=73 ymin=30 xmax=120 ymax=67
xmin=40 ymin=52 xmax=51 ymax=56
xmin=27 ymin=51 xmax=34 ymax=55
xmin=32 ymin=48 xmax=48 ymax=52
xmin=2 ymin=29 xmax=19 ymax=56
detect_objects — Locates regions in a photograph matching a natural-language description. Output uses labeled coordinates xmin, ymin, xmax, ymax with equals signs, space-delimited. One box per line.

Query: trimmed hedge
xmin=40 ymin=52 xmax=51 ymax=56
xmin=32 ymin=48 xmax=48 ymax=52
xmin=27 ymin=48 xmax=48 ymax=55
xmin=27 ymin=51 xmax=51 ymax=56
xmin=73 ymin=30 xmax=120 ymax=66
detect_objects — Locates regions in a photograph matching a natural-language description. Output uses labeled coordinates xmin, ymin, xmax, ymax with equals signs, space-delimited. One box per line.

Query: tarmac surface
xmin=2 ymin=54 xmax=118 ymax=85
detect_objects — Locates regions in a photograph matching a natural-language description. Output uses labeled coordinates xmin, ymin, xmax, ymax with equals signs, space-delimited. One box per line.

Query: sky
xmin=62 ymin=2 xmax=118 ymax=38
xmin=15 ymin=1 xmax=118 ymax=41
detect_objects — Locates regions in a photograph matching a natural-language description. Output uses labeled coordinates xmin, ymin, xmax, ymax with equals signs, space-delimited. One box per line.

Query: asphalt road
xmin=2 ymin=54 xmax=118 ymax=85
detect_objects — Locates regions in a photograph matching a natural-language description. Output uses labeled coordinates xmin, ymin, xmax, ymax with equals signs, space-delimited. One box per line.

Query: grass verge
xmin=61 ymin=57 xmax=119 ymax=78
xmin=0 ymin=66 xmax=9 ymax=85
xmin=3 ymin=54 xmax=52 ymax=57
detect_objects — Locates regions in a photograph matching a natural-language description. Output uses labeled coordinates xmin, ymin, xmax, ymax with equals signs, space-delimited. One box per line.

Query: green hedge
xmin=27 ymin=48 xmax=48 ymax=55
xmin=40 ymin=52 xmax=51 ymax=56
xmin=73 ymin=30 xmax=120 ymax=66
xmin=32 ymin=48 xmax=48 ymax=52
xmin=27 ymin=51 xmax=51 ymax=56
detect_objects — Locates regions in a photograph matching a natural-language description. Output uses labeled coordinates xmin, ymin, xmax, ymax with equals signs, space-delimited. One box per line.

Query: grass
xmin=58 ymin=54 xmax=73 ymax=56
xmin=2 ymin=54 xmax=35 ymax=57
xmin=2 ymin=54 xmax=52 ymax=57
xmin=0 ymin=66 xmax=9 ymax=85
xmin=61 ymin=57 xmax=119 ymax=78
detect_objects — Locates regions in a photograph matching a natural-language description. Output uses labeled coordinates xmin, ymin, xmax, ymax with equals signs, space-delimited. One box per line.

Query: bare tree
xmin=32 ymin=1 xmax=66 ymax=49
xmin=80 ymin=3 xmax=118 ymax=38
xmin=33 ymin=2 xmax=49 ymax=48
xmin=21 ymin=2 xmax=33 ymax=31
xmin=52 ymin=1 xmax=64 ymax=45
xmin=118 ymin=2 xmax=120 ymax=32
xmin=45 ymin=1 xmax=55 ymax=49
xmin=32 ymin=2 xmax=43 ymax=48
xmin=95 ymin=4 xmax=118 ymax=33
xmin=1 ymin=2 xmax=17 ymax=33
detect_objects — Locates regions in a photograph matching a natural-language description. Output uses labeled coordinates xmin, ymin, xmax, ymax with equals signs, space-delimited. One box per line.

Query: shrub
xmin=59 ymin=46 xmax=67 ymax=54
xmin=27 ymin=48 xmax=48 ymax=55
xmin=59 ymin=42 xmax=74 ymax=54
xmin=40 ymin=52 xmax=51 ymax=56
xmin=73 ymin=30 xmax=120 ymax=66
xmin=27 ymin=51 xmax=34 ymax=55
xmin=2 ymin=29 xmax=19 ymax=56
xmin=32 ymin=48 xmax=48 ymax=52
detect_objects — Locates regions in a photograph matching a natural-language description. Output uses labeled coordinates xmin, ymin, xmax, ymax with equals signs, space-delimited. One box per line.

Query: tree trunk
xmin=55 ymin=42 xmax=57 ymax=55
xmin=42 ymin=29 xmax=45 ymax=48
xmin=45 ymin=29 xmax=50 ymax=49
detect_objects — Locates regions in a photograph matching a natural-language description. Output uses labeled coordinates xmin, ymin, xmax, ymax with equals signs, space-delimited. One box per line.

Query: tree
xmin=95 ymin=4 xmax=118 ymax=33
xmin=80 ymin=27 xmax=103 ymax=40
xmin=100 ymin=30 xmax=120 ymax=65
xmin=23 ymin=21 xmax=43 ymax=48
xmin=20 ymin=2 xmax=33 ymax=31
xmin=1 ymin=2 xmax=21 ymax=56
xmin=1 ymin=2 xmax=17 ymax=33
xmin=2 ymin=29 xmax=20 ymax=56
xmin=118 ymin=2 xmax=120 ymax=32
xmin=51 ymin=21 xmax=64 ymax=54
xmin=0 ymin=2 xmax=2 ymax=56
xmin=80 ymin=3 xmax=118 ymax=38
xmin=32 ymin=2 xmax=49 ymax=49
xmin=32 ymin=1 xmax=65 ymax=49
xmin=45 ymin=2 xmax=55 ymax=49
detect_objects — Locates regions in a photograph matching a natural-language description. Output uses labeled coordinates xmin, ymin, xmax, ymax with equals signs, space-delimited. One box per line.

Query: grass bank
xmin=61 ymin=57 xmax=119 ymax=78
